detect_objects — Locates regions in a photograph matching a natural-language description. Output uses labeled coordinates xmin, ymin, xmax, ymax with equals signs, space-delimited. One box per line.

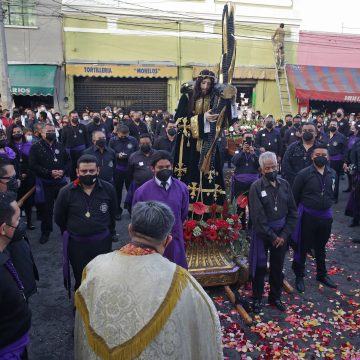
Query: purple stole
xmin=14 ymin=142 xmax=32 ymax=157
xmin=249 ymin=217 xmax=285 ymax=279
xmin=35 ymin=177 xmax=67 ymax=204
xmin=62 ymin=229 xmax=110 ymax=297
xmin=115 ymin=163 xmax=128 ymax=172
xmin=292 ymin=203 xmax=333 ymax=263
xmin=348 ymin=135 xmax=358 ymax=150
xmin=0 ymin=332 xmax=29 ymax=359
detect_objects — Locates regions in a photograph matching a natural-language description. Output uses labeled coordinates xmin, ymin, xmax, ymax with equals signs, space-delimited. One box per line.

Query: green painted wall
xmin=64 ymin=16 xmax=298 ymax=117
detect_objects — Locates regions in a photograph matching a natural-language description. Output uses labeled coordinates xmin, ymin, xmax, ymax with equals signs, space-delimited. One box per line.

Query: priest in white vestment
xmin=74 ymin=200 xmax=223 ymax=360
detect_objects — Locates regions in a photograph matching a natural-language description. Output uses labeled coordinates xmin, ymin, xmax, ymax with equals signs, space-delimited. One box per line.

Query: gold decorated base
xmin=186 ymin=242 xmax=241 ymax=287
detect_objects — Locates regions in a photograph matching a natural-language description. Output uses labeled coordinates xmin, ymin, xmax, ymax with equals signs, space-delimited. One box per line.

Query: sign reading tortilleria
xmin=66 ymin=64 xmax=177 ymax=78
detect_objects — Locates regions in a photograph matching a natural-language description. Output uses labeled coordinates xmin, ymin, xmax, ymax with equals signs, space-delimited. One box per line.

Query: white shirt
xmin=154 ymin=176 xmax=172 ymax=191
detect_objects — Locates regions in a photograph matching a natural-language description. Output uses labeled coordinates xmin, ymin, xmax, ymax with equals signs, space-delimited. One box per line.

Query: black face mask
xmin=157 ymin=168 xmax=172 ymax=183
xmin=336 ymin=112 xmax=342 ymax=118
xmin=6 ymin=220 xmax=27 ymax=242
xmin=93 ymin=117 xmax=101 ymax=124
xmin=119 ymin=136 xmax=128 ymax=141
xmin=15 ymin=120 xmax=22 ymax=126
xmin=6 ymin=175 xmax=19 ymax=193
xmin=265 ymin=123 xmax=273 ymax=129
xmin=302 ymin=132 xmax=314 ymax=141
xmin=72 ymin=117 xmax=79 ymax=124
xmin=46 ymin=133 xmax=56 ymax=142
xmin=79 ymin=174 xmax=97 ymax=186
xmin=140 ymin=144 xmax=151 ymax=153
xmin=96 ymin=139 xmax=106 ymax=148
xmin=264 ymin=171 xmax=278 ymax=182
xmin=313 ymin=156 xmax=328 ymax=168
xmin=12 ymin=134 xmax=22 ymax=141
xmin=167 ymin=128 xmax=177 ymax=137
xmin=329 ymin=126 xmax=337 ymax=133
xmin=294 ymin=123 xmax=301 ymax=129
xmin=286 ymin=121 xmax=293 ymax=127
xmin=0 ymin=139 xmax=6 ymax=148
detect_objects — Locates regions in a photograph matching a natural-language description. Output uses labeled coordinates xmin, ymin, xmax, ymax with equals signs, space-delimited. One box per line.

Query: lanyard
xmin=315 ymin=171 xmax=327 ymax=196
xmin=4 ymin=259 xmax=26 ymax=301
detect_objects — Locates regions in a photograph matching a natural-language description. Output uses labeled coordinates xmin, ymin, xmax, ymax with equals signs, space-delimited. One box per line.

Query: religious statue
xmin=173 ymin=3 xmax=238 ymax=215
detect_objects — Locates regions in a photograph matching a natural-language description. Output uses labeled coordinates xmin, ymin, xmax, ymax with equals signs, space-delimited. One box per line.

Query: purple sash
xmin=65 ymin=144 xmax=86 ymax=155
xmin=35 ymin=177 xmax=67 ymax=204
xmin=348 ymin=136 xmax=358 ymax=150
xmin=329 ymin=154 xmax=343 ymax=161
xmin=231 ymin=173 xmax=259 ymax=199
xmin=116 ymin=163 xmax=128 ymax=172
xmin=0 ymin=147 xmax=16 ymax=160
xmin=249 ymin=217 xmax=285 ymax=278
xmin=292 ymin=203 xmax=333 ymax=263
xmin=0 ymin=332 xmax=29 ymax=359
xmin=63 ymin=229 xmax=110 ymax=297
xmin=14 ymin=142 xmax=32 ymax=157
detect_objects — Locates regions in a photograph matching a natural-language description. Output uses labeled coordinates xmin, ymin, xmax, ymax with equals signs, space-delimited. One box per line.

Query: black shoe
xmin=27 ymin=224 xmax=36 ymax=230
xmin=343 ymin=188 xmax=351 ymax=193
xmin=295 ymin=277 xmax=305 ymax=293
xmin=111 ymin=234 xmax=119 ymax=242
xmin=268 ymin=299 xmax=286 ymax=312
xmin=252 ymin=299 xmax=262 ymax=314
xmin=39 ymin=233 xmax=49 ymax=244
xmin=352 ymin=238 xmax=360 ymax=244
xmin=349 ymin=221 xmax=359 ymax=228
xmin=115 ymin=213 xmax=122 ymax=221
xmin=316 ymin=275 xmax=337 ymax=288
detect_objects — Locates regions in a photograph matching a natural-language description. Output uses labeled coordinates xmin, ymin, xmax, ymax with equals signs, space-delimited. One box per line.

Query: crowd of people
xmin=0 ymin=98 xmax=360 ymax=358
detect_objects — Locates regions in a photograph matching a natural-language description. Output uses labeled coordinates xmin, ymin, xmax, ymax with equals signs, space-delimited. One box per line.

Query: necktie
xmin=161 ymin=181 xmax=167 ymax=190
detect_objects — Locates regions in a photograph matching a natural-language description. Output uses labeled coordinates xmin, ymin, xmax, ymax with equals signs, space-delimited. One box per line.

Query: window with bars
xmin=3 ymin=0 xmax=36 ymax=26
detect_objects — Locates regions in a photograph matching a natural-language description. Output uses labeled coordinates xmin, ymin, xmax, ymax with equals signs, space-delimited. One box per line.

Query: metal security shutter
xmin=74 ymin=77 xmax=168 ymax=112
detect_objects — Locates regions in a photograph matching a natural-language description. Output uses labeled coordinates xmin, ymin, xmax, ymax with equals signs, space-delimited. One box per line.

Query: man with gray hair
xmin=249 ymin=151 xmax=297 ymax=313
xmin=74 ymin=201 xmax=223 ymax=359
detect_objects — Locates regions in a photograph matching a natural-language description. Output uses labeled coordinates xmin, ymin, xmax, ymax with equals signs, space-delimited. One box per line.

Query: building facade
xmin=62 ymin=0 xmax=301 ymax=117
xmin=3 ymin=0 xmax=65 ymax=111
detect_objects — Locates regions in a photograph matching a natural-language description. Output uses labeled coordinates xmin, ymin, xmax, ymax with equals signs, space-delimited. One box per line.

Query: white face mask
xmin=25 ymin=135 xmax=33 ymax=143
xmin=55 ymin=115 xmax=60 ymax=120
xmin=83 ymin=116 xmax=89 ymax=121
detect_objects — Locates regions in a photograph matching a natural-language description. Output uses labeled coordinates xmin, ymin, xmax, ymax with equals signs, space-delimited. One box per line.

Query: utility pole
xmin=0 ymin=0 xmax=12 ymax=110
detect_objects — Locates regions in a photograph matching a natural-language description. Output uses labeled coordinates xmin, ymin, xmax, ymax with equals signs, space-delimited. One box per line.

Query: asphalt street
xmin=25 ymin=177 xmax=359 ymax=359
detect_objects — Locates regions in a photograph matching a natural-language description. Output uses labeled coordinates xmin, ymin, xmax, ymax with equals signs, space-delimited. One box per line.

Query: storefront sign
xmin=344 ymin=95 xmax=360 ymax=102
xmin=66 ymin=64 xmax=177 ymax=78
xmin=11 ymin=87 xmax=31 ymax=95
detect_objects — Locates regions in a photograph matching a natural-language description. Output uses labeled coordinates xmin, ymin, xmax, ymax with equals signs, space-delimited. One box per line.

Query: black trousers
xmin=40 ymin=184 xmax=62 ymax=235
xmin=233 ymin=180 xmax=252 ymax=227
xmin=292 ymin=212 xmax=332 ymax=278
xmin=252 ymin=240 xmax=286 ymax=301
xmin=330 ymin=159 xmax=343 ymax=201
xmin=114 ymin=170 xmax=131 ymax=212
xmin=69 ymin=237 xmax=112 ymax=290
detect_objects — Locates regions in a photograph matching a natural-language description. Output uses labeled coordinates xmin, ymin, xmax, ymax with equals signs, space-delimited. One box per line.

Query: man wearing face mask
xmin=249 ymin=152 xmax=297 ymax=313
xmin=125 ymin=134 xmax=158 ymax=213
xmin=54 ymin=155 xmax=117 ymax=293
xmin=86 ymin=112 xmax=110 ymax=140
xmin=80 ymin=112 xmax=91 ymax=126
xmin=322 ymin=120 xmax=347 ymax=203
xmin=255 ymin=116 xmax=282 ymax=158
xmin=61 ymin=111 xmax=90 ymax=181
xmin=29 ymin=124 xmax=70 ymax=244
xmin=280 ymin=114 xmax=293 ymax=139
xmin=283 ymin=115 xmax=302 ymax=150
xmin=291 ymin=145 xmax=337 ymax=292
xmin=154 ymin=112 xmax=172 ymax=139
xmin=334 ymin=108 xmax=350 ymax=137
xmin=83 ymin=131 xmax=116 ymax=184
xmin=282 ymin=123 xmax=320 ymax=186
xmin=0 ymin=192 xmax=32 ymax=359
xmin=128 ymin=111 xmax=149 ymax=142
xmin=132 ymin=151 xmax=189 ymax=269
xmin=109 ymin=125 xmax=138 ymax=219
xmin=154 ymin=121 xmax=177 ymax=155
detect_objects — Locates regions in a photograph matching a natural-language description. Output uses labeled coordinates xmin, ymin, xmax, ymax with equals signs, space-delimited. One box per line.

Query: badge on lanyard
xmin=139 ymin=161 xmax=144 ymax=166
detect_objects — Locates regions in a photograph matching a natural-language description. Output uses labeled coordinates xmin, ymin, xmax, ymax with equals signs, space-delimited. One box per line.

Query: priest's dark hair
xmin=150 ymin=150 xmax=173 ymax=167
xmin=0 ymin=191 xmax=17 ymax=225
xmin=131 ymin=201 xmax=175 ymax=243
xmin=77 ymin=154 xmax=99 ymax=168
xmin=311 ymin=144 xmax=328 ymax=153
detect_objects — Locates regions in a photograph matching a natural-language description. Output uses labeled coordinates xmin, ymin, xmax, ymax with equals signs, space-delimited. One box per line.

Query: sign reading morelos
xmin=344 ymin=95 xmax=360 ymax=102
xmin=66 ymin=64 xmax=177 ymax=78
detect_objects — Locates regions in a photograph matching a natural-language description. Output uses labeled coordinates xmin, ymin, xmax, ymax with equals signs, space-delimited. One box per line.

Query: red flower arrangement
xmin=184 ymin=202 xmax=242 ymax=246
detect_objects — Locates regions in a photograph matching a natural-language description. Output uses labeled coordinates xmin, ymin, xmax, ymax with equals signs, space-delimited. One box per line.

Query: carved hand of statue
xmin=205 ymin=109 xmax=219 ymax=123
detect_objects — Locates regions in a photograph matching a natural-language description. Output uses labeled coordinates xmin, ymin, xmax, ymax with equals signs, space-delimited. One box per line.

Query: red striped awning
xmin=287 ymin=65 xmax=360 ymax=102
